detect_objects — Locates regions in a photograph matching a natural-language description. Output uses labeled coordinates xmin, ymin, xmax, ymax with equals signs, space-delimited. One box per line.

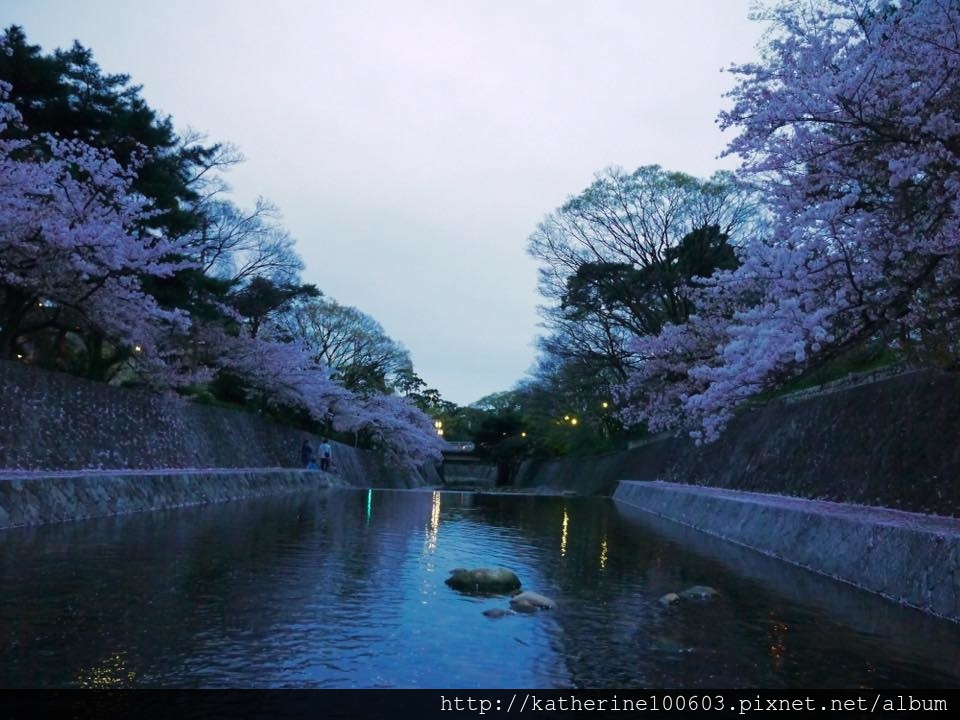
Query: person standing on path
xmin=318 ymin=438 xmax=332 ymax=472
xmin=300 ymin=439 xmax=313 ymax=468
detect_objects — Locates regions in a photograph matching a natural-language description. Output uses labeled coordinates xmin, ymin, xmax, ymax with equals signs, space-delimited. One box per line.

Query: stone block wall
xmin=0 ymin=359 xmax=437 ymax=488
xmin=517 ymin=368 xmax=960 ymax=517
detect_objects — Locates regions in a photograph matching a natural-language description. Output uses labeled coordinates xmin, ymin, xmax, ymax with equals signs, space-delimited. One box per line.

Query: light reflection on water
xmin=0 ymin=488 xmax=957 ymax=688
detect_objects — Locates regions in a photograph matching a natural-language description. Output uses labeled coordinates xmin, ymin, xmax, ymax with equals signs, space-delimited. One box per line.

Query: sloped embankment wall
xmin=517 ymin=369 xmax=960 ymax=517
xmin=613 ymin=481 xmax=960 ymax=622
xmin=0 ymin=359 xmax=437 ymax=488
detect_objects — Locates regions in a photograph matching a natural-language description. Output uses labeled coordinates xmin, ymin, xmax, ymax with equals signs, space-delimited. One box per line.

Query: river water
xmin=0 ymin=489 xmax=957 ymax=688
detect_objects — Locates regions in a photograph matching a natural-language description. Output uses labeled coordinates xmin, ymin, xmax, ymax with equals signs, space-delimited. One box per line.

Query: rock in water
xmin=445 ymin=567 xmax=522 ymax=594
xmin=658 ymin=592 xmax=680 ymax=606
xmin=509 ymin=591 xmax=556 ymax=613
xmin=482 ymin=608 xmax=516 ymax=619
xmin=679 ymin=585 xmax=718 ymax=600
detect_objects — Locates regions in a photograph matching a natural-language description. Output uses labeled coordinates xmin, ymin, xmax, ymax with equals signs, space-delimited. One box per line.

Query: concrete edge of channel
xmin=612 ymin=480 xmax=960 ymax=624
xmin=0 ymin=468 xmax=345 ymax=530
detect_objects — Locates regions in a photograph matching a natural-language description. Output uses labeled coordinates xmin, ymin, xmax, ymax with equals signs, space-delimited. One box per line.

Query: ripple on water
xmin=0 ymin=489 xmax=958 ymax=688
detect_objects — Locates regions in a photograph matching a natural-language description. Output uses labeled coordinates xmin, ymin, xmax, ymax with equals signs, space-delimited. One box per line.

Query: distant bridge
xmin=439 ymin=440 xmax=497 ymax=485
xmin=440 ymin=440 xmax=475 ymax=454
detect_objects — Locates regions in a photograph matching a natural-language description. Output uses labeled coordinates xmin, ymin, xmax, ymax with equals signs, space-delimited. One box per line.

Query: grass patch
xmin=758 ymin=344 xmax=902 ymax=402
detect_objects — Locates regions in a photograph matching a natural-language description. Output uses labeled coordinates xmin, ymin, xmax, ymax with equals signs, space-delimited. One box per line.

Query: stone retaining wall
xmin=613 ymin=481 xmax=960 ymax=623
xmin=442 ymin=461 xmax=497 ymax=486
xmin=0 ymin=358 xmax=438 ymax=489
xmin=517 ymin=368 xmax=960 ymax=517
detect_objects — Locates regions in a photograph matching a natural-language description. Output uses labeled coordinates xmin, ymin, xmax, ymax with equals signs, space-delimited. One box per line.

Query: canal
xmin=0 ymin=489 xmax=957 ymax=688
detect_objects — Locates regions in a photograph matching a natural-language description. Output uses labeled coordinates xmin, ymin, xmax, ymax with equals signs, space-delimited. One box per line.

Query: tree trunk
xmin=0 ymin=287 xmax=31 ymax=359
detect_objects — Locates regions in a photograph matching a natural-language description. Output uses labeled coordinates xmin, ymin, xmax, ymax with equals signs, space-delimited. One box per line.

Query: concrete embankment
xmin=0 ymin=468 xmax=351 ymax=530
xmin=614 ymin=480 xmax=960 ymax=623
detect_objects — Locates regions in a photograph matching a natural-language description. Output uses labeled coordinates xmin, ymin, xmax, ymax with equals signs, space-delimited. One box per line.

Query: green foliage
xmin=759 ymin=343 xmax=902 ymax=401
xmin=208 ymin=371 xmax=250 ymax=407
xmin=670 ymin=224 xmax=739 ymax=280
xmin=433 ymin=404 xmax=485 ymax=441
xmin=474 ymin=413 xmax=525 ymax=457
xmin=143 ymin=270 xmax=234 ymax=321
xmin=562 ymin=224 xmax=739 ymax=336
xmin=229 ymin=277 xmax=320 ymax=338
xmin=440 ymin=360 xmax=644 ymax=466
xmin=472 ymin=412 xmax=529 ymax=485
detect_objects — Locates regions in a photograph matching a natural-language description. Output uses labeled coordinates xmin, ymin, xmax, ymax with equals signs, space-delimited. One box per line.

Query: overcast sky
xmin=3 ymin=1 xmax=765 ymax=405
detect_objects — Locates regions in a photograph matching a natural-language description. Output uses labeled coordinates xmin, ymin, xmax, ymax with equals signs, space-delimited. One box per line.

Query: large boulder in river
xmin=445 ymin=567 xmax=521 ymax=594
xmin=509 ymin=591 xmax=556 ymax=613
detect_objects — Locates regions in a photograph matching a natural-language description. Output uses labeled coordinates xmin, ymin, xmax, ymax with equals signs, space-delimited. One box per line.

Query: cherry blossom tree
xmin=621 ymin=0 xmax=960 ymax=441
xmin=195 ymin=322 xmax=350 ymax=419
xmin=0 ymin=86 xmax=192 ymax=376
xmin=191 ymin=317 xmax=441 ymax=470
xmin=2 ymin=76 xmax=442 ymax=470
xmin=331 ymin=391 xmax=443 ymax=471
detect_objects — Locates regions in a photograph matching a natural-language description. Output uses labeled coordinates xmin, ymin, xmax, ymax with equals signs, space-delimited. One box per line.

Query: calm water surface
xmin=0 ymin=489 xmax=958 ymax=688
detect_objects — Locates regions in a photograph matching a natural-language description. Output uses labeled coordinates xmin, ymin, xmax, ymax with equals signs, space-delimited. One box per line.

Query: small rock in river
xmin=678 ymin=585 xmax=719 ymax=600
xmin=509 ymin=591 xmax=556 ymax=613
xmin=482 ymin=608 xmax=517 ymax=619
xmin=658 ymin=592 xmax=680 ymax=606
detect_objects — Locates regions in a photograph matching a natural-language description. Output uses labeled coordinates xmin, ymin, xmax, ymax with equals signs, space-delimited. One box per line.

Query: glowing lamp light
xmin=602 ymin=401 xmax=609 ymax=409
xmin=570 ymin=417 xmax=578 ymax=426
xmin=521 ymin=431 xmax=527 ymax=438
xmin=133 ymin=345 xmax=142 ymax=353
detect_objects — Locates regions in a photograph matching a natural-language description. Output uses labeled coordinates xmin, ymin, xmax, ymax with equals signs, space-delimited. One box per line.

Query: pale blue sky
xmin=2 ymin=0 xmax=764 ymax=404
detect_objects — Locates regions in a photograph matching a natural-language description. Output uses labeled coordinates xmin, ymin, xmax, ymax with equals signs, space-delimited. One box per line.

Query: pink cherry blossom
xmin=620 ymin=0 xmax=960 ymax=441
